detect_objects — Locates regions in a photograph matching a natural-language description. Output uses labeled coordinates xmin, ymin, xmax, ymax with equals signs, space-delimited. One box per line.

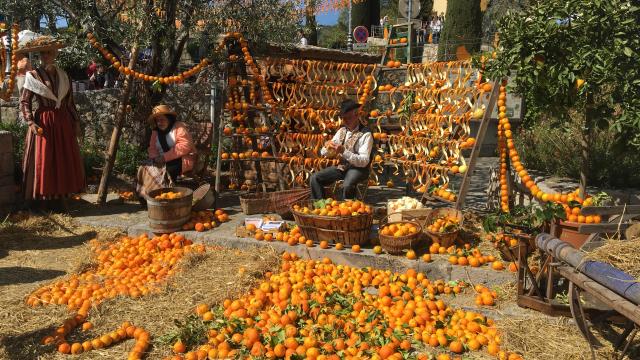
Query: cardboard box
xmin=236 ymin=219 xmax=287 ymax=237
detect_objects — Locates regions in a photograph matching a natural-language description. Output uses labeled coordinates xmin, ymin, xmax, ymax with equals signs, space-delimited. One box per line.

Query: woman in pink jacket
xmin=136 ymin=104 xmax=196 ymax=198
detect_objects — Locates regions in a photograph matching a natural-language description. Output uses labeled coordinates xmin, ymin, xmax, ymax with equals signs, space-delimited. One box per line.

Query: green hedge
xmin=515 ymin=116 xmax=640 ymax=189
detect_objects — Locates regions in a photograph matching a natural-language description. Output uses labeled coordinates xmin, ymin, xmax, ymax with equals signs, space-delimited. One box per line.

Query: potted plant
xmin=553 ymin=192 xmax=612 ymax=249
xmin=483 ymin=203 xmax=565 ymax=259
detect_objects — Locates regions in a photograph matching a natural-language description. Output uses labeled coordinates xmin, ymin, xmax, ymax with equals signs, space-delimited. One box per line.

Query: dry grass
xmin=585 ymin=238 xmax=640 ymax=279
xmin=0 ymin=214 xmax=280 ymax=360
xmin=496 ymin=316 xmax=623 ymax=360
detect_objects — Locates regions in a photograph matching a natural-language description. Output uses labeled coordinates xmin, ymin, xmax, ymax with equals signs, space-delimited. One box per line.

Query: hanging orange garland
xmin=497 ymin=81 xmax=600 ymax=223
xmin=86 ymin=32 xmax=211 ymax=85
xmin=0 ymin=24 xmax=19 ymax=101
xmin=218 ymin=32 xmax=276 ymax=106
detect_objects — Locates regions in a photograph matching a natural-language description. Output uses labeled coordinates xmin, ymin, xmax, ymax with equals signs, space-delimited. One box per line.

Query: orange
xmin=173 ymin=340 xmax=187 ymax=354
xmin=58 ymin=343 xmax=71 ymax=354
xmin=351 ymin=245 xmax=361 ymax=253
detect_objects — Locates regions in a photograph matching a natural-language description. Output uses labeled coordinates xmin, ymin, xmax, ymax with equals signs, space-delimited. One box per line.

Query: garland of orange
xmin=497 ymin=82 xmax=600 ymax=223
xmin=85 ymin=32 xmax=211 ymax=85
xmin=0 ymin=24 xmax=19 ymax=101
xmin=218 ymin=32 xmax=276 ymax=106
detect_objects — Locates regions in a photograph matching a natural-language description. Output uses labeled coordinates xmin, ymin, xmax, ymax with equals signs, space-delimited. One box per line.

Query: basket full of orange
xmin=291 ymin=199 xmax=373 ymax=245
xmin=146 ymin=187 xmax=194 ymax=234
xmin=378 ymin=216 xmax=423 ymax=255
xmin=425 ymin=207 xmax=463 ymax=247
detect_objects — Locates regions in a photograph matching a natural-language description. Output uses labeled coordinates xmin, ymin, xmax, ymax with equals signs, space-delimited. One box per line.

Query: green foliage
xmin=114 ymin=143 xmax=146 ymax=177
xmin=482 ymin=202 xmax=565 ymax=233
xmin=484 ymin=0 xmax=640 ymax=147
xmin=318 ymin=10 xmax=348 ymax=49
xmin=156 ymin=314 xmax=208 ymax=349
xmin=80 ymin=143 xmax=104 ymax=177
xmin=481 ymin=0 xmax=528 ymax=42
xmin=515 ymin=116 xmax=640 ymax=188
xmin=437 ymin=0 xmax=483 ymax=61
xmin=0 ymin=121 xmax=27 ymax=171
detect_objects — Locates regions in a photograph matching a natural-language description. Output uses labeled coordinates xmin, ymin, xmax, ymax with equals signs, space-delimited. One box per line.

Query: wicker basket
xmin=378 ymin=214 xmax=423 ymax=254
xmin=271 ymin=188 xmax=311 ymax=220
xmin=291 ymin=202 xmax=372 ymax=245
xmin=425 ymin=207 xmax=463 ymax=248
xmin=239 ymin=184 xmax=273 ymax=215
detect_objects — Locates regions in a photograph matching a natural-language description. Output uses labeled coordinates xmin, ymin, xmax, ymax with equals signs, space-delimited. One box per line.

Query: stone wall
xmin=73 ymin=84 xmax=213 ymax=147
xmin=0 ymin=131 xmax=15 ymax=214
xmin=0 ymin=98 xmax=19 ymax=125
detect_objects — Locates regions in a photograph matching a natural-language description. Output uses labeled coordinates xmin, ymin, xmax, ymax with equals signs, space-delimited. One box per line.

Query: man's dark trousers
xmin=310 ymin=166 xmax=369 ymax=200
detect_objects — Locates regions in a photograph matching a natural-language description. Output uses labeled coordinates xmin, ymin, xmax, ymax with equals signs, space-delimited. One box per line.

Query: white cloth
xmin=432 ymin=20 xmax=442 ymax=32
xmin=299 ymin=37 xmax=308 ymax=46
xmin=22 ymin=66 xmax=70 ymax=109
xmin=321 ymin=127 xmax=374 ymax=168
xmin=155 ymin=128 xmax=177 ymax=155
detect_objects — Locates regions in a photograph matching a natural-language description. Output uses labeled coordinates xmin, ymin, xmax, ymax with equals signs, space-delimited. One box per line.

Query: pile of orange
xmin=427 ymin=215 xmax=460 ymax=233
xmin=486 ymin=233 xmax=519 ymax=248
xmin=44 ymin=316 xmax=150 ymax=359
xmin=378 ymin=84 xmax=396 ymax=92
xmin=154 ymin=191 xmax=183 ymax=200
xmin=26 ymin=233 xmax=205 ymax=314
xmin=183 ymin=209 xmax=230 ymax=232
xmin=169 ymin=253 xmax=522 ymax=360
xmin=380 ymin=222 xmax=420 ymax=238
xmin=474 ymin=285 xmax=498 ymax=307
xmin=431 ymin=187 xmax=457 ymax=202
xmin=386 ymin=60 xmax=403 ymax=68
xmin=119 ymin=191 xmax=135 ymax=201
xmin=293 ymin=199 xmax=373 ymax=217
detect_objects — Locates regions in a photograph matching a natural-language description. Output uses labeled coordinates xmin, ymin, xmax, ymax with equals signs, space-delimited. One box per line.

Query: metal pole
xmin=4 ymin=22 xmax=12 ymax=75
xmin=347 ymin=0 xmax=353 ymax=50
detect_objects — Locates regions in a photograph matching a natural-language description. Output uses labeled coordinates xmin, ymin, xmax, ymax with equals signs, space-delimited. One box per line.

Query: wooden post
xmin=96 ymin=46 xmax=139 ymax=205
xmin=214 ymin=63 xmax=227 ymax=197
xmin=455 ymin=79 xmax=501 ymax=209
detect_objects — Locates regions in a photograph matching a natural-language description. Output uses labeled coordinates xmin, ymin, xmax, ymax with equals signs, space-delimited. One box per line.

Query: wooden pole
xmin=455 ymin=79 xmax=501 ymax=210
xmin=96 ymin=46 xmax=139 ymax=205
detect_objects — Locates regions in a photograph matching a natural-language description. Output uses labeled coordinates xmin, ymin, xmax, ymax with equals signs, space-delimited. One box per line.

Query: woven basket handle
xmin=248 ymin=183 xmax=267 ymax=194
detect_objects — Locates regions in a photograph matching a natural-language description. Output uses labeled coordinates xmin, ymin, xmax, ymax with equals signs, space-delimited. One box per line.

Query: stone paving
xmin=65 ymin=157 xmax=520 ymax=288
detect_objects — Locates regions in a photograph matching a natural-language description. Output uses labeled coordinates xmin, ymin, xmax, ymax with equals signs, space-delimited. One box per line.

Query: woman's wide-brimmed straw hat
xmin=147 ymin=104 xmax=177 ymax=126
xmin=15 ymin=34 xmax=65 ymax=54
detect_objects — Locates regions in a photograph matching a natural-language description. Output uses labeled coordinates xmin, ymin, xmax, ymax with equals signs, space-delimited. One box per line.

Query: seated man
xmin=310 ymin=99 xmax=374 ymax=200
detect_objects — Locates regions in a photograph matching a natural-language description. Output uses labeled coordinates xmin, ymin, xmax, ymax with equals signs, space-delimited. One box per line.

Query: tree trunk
xmin=437 ymin=0 xmax=482 ymax=61
xmin=97 ymin=46 xmax=139 ymax=205
xmin=351 ymin=0 xmax=380 ymax=33
xmin=305 ymin=0 xmax=318 ymax=46
xmin=579 ymin=94 xmax=594 ymax=199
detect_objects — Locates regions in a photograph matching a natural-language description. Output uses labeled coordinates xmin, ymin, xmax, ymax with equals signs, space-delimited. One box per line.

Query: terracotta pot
xmin=553 ymin=219 xmax=590 ymax=249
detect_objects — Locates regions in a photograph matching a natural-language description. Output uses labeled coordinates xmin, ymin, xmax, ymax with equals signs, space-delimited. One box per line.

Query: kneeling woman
xmin=136 ymin=105 xmax=196 ymax=198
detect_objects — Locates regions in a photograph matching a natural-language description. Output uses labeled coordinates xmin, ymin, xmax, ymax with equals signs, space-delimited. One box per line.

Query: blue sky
xmin=316 ymin=11 xmax=340 ymax=25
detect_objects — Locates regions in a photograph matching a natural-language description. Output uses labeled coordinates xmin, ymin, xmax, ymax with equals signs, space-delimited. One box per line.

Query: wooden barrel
xmin=146 ymin=187 xmax=194 ymax=233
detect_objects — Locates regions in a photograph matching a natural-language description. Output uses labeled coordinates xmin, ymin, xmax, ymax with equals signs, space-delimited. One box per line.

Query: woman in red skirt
xmin=18 ymin=35 xmax=85 ymax=211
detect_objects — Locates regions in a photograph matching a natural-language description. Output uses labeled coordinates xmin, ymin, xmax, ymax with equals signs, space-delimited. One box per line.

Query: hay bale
xmin=497 ymin=316 xmax=616 ymax=360
xmin=585 ymin=238 xmax=640 ymax=279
